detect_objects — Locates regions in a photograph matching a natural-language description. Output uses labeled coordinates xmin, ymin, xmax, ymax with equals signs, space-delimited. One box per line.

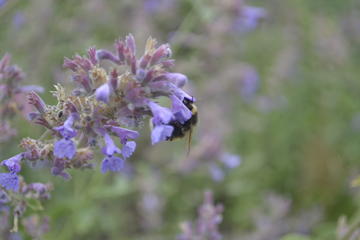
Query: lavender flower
xmin=107 ymin=126 xmax=139 ymax=144
xmin=0 ymin=173 xmax=19 ymax=192
xmin=209 ymin=164 xmax=225 ymax=182
xmin=95 ymin=83 xmax=111 ymax=103
xmin=166 ymin=73 xmax=188 ymax=88
xmin=233 ymin=5 xmax=267 ymax=33
xmin=51 ymin=158 xmax=71 ymax=180
xmin=53 ymin=139 xmax=76 ymax=159
xmin=0 ymin=176 xmax=52 ymax=237
xmin=220 ymin=152 xmax=241 ymax=169
xmin=0 ymin=0 xmax=7 ymax=8
xmin=148 ymin=101 xmax=173 ymax=125
xmin=53 ymin=114 xmax=78 ymax=159
xmin=100 ymin=133 xmax=124 ymax=173
xmin=177 ymin=191 xmax=224 ymax=240
xmin=122 ymin=141 xmax=136 ymax=158
xmin=12 ymin=11 xmax=26 ymax=30
xmin=24 ymin=183 xmax=52 ymax=199
xmin=151 ymin=125 xmax=174 ymax=145
xmin=1 ymin=153 xmax=23 ymax=173
xmin=0 ymin=189 xmax=9 ymax=203
xmin=101 ymin=155 xmax=124 ymax=173
xmin=22 ymin=215 xmax=49 ymax=240
xmin=4 ymin=34 xmax=196 ymax=180
xmin=171 ymin=95 xmax=192 ymax=123
xmin=0 ymin=54 xmax=42 ymax=142
xmin=53 ymin=113 xmax=77 ymax=138
xmin=102 ymin=133 xmax=121 ymax=156
xmin=238 ymin=65 xmax=259 ymax=101
xmin=144 ymin=0 xmax=176 ymax=14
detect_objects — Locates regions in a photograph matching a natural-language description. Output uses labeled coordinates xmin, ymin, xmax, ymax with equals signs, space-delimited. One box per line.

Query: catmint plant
xmin=0 ymin=54 xmax=43 ymax=142
xmin=177 ymin=191 xmax=224 ymax=240
xmin=0 ymin=34 xmax=196 ymax=233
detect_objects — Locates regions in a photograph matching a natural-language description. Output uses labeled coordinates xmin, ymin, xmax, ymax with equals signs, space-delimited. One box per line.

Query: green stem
xmin=38 ymin=129 xmax=52 ymax=141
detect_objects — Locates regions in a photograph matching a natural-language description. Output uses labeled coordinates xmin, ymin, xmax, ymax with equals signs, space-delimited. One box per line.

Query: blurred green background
xmin=1 ymin=0 xmax=360 ymax=239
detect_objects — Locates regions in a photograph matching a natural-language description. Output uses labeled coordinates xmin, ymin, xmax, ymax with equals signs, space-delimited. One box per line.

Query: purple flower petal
xmin=27 ymin=183 xmax=48 ymax=194
xmin=107 ymin=125 xmax=139 ymax=144
xmin=170 ymin=84 xmax=193 ymax=102
xmin=0 ymin=0 xmax=8 ymax=8
xmin=220 ymin=153 xmax=241 ymax=169
xmin=54 ymin=114 xmax=77 ymax=139
xmin=101 ymin=155 xmax=124 ymax=173
xmin=1 ymin=153 xmax=22 ymax=173
xmin=0 ymin=189 xmax=10 ymax=203
xmin=19 ymin=85 xmax=44 ymax=93
xmin=148 ymin=101 xmax=173 ymax=125
xmin=51 ymin=158 xmax=71 ymax=180
xmin=102 ymin=134 xmax=121 ymax=156
xmin=170 ymin=95 xmax=192 ymax=123
xmin=151 ymin=125 xmax=173 ymax=145
xmin=54 ymin=138 xmax=76 ymax=159
xmin=165 ymin=73 xmax=188 ymax=88
xmin=233 ymin=6 xmax=267 ymax=33
xmin=95 ymin=83 xmax=111 ymax=103
xmin=239 ymin=66 xmax=259 ymax=101
xmin=122 ymin=141 xmax=136 ymax=158
xmin=0 ymin=173 xmax=19 ymax=191
xmin=28 ymin=92 xmax=47 ymax=114
xmin=96 ymin=49 xmax=120 ymax=64
xmin=209 ymin=164 xmax=224 ymax=182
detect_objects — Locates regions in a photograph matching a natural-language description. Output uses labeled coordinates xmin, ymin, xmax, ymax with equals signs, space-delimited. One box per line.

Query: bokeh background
xmin=1 ymin=0 xmax=360 ymax=239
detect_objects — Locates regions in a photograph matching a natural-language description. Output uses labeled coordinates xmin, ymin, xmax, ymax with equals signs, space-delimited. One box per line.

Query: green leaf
xmin=26 ymin=198 xmax=44 ymax=211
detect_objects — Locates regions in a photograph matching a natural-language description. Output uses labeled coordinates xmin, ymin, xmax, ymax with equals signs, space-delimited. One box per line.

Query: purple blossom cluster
xmin=1 ymin=34 xmax=196 ymax=184
xmin=0 ymin=54 xmax=43 ymax=143
xmin=177 ymin=191 xmax=224 ymax=240
xmin=0 ymin=176 xmax=52 ymax=234
xmin=0 ymin=34 xmax=195 ymax=238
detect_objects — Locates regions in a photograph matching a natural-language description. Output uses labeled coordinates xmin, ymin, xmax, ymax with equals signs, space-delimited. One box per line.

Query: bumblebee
xmin=166 ymin=97 xmax=197 ymax=140
xmin=166 ymin=97 xmax=198 ymax=154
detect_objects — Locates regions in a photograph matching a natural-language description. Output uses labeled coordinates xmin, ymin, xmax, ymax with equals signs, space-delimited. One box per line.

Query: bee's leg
xmin=187 ymin=128 xmax=192 ymax=156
